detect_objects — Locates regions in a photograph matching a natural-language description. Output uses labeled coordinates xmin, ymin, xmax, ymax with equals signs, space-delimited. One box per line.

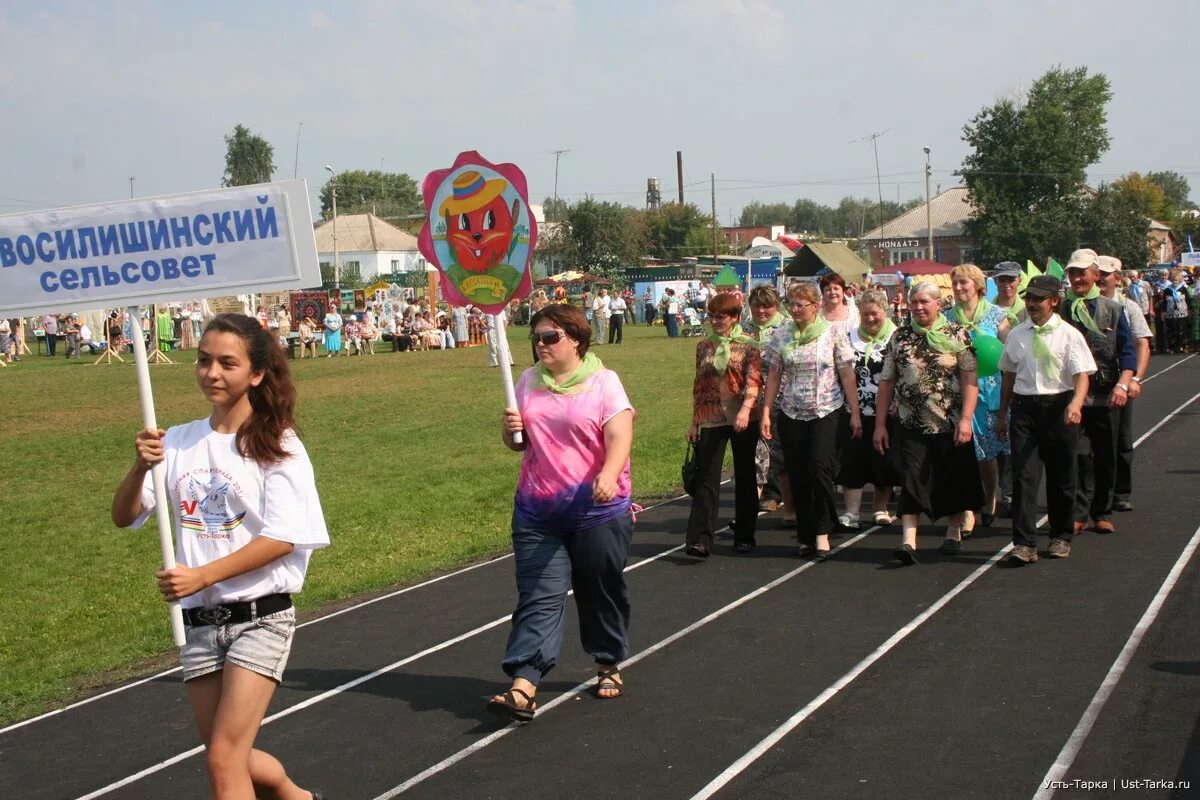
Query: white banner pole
xmin=127 ymin=304 xmax=187 ymax=647
xmin=491 ymin=312 xmax=522 ymax=445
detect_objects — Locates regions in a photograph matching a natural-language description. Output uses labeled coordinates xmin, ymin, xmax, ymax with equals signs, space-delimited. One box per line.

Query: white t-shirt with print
xmin=132 ymin=419 xmax=329 ymax=608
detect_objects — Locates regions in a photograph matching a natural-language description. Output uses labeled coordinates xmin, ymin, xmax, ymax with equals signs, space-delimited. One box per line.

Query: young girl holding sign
xmin=111 ymin=313 xmax=328 ymax=800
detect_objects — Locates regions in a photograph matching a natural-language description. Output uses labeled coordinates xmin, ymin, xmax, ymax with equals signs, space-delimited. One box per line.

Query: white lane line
xmin=3 ymin=490 xmax=695 ymax=737
xmin=72 ymin=540 xmax=688 ymax=799
xmin=1133 ymin=389 xmax=1200 ymax=448
xmin=1139 ymin=352 xmax=1195 ymax=383
xmin=688 ymin=541 xmax=1015 ymax=800
xmin=1032 ymin=522 xmax=1200 ymax=800
xmin=370 ymin=529 xmax=878 ymax=799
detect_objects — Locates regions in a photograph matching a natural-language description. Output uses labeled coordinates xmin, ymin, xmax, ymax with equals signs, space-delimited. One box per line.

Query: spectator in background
xmin=1162 ymin=268 xmax=1190 ymax=353
xmin=0 ymin=318 xmax=11 ymax=363
xmin=322 ymin=308 xmax=343 ymax=357
xmin=452 ymin=304 xmax=469 ymax=348
xmin=65 ymin=313 xmax=82 ymax=358
xmin=643 ymin=288 xmax=656 ymax=326
xmin=297 ymin=314 xmax=318 ymax=358
xmin=42 ymin=313 xmax=59 ymax=357
xmin=343 ymin=315 xmax=363 ymax=355
xmin=359 ymin=316 xmax=378 ymax=355
xmin=664 ymin=288 xmax=680 ymax=337
xmin=608 ymin=292 xmax=626 ymax=344
xmin=436 ymin=312 xmax=456 ymax=351
xmin=592 ymin=288 xmax=611 ymax=344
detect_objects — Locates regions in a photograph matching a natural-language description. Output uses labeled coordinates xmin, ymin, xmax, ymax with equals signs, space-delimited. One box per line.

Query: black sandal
xmin=595 ymin=667 xmax=624 ymax=699
xmin=486 ymin=687 xmax=537 ymax=721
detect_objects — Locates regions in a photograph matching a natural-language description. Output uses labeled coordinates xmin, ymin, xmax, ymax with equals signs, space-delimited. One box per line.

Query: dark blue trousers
xmin=502 ymin=513 xmax=633 ymax=686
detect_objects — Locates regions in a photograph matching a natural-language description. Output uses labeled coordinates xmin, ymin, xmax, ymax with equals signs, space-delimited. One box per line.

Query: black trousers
xmin=1075 ymin=403 xmax=1119 ymax=523
xmin=1010 ymin=392 xmax=1079 ymax=547
xmin=778 ymin=411 xmax=842 ymax=547
xmin=686 ymin=424 xmax=759 ymax=548
xmin=1114 ymin=400 xmax=1134 ymax=502
xmin=608 ymin=315 xmax=624 ymax=344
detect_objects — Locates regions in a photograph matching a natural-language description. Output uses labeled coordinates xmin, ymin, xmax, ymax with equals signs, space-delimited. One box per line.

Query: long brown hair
xmin=203 ymin=313 xmax=298 ymax=465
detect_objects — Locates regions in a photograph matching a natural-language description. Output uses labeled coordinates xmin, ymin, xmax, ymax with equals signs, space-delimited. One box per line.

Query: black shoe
xmin=797 ymin=543 xmax=828 ymax=560
xmin=996 ymin=501 xmax=1012 ymax=519
xmin=684 ymin=543 xmax=710 ymax=559
xmin=893 ymin=544 xmax=918 ymax=565
xmin=734 ymin=541 xmax=755 ymax=554
xmin=310 ymin=791 xmax=327 ymax=800
xmin=1113 ymin=499 xmax=1133 ymax=512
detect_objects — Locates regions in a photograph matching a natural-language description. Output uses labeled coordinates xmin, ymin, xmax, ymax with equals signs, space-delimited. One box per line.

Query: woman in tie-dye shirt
xmin=489 ymin=304 xmax=635 ymax=722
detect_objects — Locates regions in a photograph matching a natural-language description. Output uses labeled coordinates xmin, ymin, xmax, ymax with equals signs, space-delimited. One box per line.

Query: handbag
xmin=681 ymin=440 xmax=701 ymax=496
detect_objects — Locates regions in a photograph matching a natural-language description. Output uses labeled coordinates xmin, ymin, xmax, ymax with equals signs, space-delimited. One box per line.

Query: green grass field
xmin=0 ymin=323 xmax=703 ymax=725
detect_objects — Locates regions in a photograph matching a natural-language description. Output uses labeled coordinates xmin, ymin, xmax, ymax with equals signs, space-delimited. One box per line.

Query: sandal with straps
xmin=595 ymin=667 xmax=624 ymax=699
xmin=486 ymin=686 xmax=537 ymax=721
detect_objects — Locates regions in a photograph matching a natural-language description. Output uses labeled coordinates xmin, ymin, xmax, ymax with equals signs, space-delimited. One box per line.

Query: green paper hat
xmin=713 ymin=264 xmax=741 ymax=287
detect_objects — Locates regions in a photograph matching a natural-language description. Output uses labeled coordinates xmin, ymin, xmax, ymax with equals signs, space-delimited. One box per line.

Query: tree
xmin=541 ymin=196 xmax=569 ymax=223
xmin=221 ymin=124 xmax=275 ymax=187
xmin=558 ymin=198 xmax=648 ymax=281
xmin=319 ymin=171 xmax=421 ymax=220
xmin=738 ymin=201 xmax=792 ymax=227
xmin=1110 ymin=172 xmax=1169 ymax=221
xmin=960 ymin=66 xmax=1112 ymax=264
xmin=1078 ymin=185 xmax=1151 ymax=268
xmin=644 ymin=202 xmax=710 ymax=258
xmin=1146 ymin=170 xmax=1192 ymax=212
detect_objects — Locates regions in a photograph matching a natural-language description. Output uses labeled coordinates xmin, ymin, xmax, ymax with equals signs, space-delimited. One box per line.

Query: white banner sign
xmin=0 ymin=180 xmax=319 ymax=317
xmin=1179 ymin=252 xmax=1200 ymax=267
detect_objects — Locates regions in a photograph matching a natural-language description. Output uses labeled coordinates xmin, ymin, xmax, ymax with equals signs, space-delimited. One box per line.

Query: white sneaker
xmin=873 ymin=511 xmax=894 ymax=525
xmin=837 ymin=513 xmax=860 ymax=530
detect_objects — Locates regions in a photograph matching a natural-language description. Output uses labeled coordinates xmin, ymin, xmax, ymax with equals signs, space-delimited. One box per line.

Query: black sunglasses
xmin=530 ymin=330 xmax=566 ymax=346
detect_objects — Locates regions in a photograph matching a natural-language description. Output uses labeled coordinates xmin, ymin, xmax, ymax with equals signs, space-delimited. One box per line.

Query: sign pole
xmin=127 ymin=303 xmax=187 ymax=647
xmin=491 ymin=311 xmax=522 ymax=445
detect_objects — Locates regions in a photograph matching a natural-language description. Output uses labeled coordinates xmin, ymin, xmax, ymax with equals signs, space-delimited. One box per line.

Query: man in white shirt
xmin=592 ymin=288 xmax=612 ymax=344
xmin=997 ymin=275 xmax=1097 ymax=564
xmin=1097 ymin=256 xmax=1151 ymax=512
xmin=608 ymin=293 xmax=627 ymax=344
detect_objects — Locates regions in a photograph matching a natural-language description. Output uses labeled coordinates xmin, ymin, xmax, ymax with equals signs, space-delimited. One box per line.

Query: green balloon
xmin=973 ymin=333 xmax=1003 ymax=377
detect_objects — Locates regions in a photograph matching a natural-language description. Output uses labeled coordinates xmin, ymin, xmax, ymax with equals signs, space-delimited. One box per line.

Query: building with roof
xmin=314 ymin=213 xmax=425 ymax=282
xmin=858 ymin=187 xmax=977 ymax=270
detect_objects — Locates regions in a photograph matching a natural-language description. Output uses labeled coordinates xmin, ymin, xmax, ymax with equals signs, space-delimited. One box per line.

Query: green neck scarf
xmin=995 ymin=295 xmax=1025 ymax=325
xmin=857 ymin=318 xmax=896 ymax=362
xmin=782 ymin=317 xmax=830 ymax=359
xmin=707 ymin=323 xmax=758 ymax=374
xmin=752 ymin=311 xmax=786 ymax=344
xmin=1031 ymin=316 xmax=1062 ymax=380
xmin=911 ymin=314 xmax=967 ymax=354
xmin=1069 ymin=285 xmax=1102 ymax=334
xmin=535 ymin=351 xmax=603 ymax=394
xmin=952 ymin=297 xmax=994 ymax=334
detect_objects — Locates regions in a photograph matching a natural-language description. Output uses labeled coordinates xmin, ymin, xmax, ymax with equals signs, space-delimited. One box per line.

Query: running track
xmin=3 ymin=355 xmax=1199 ymax=800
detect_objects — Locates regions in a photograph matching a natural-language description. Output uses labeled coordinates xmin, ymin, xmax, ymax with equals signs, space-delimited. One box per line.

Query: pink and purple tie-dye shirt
xmin=514 ymin=366 xmax=635 ymax=530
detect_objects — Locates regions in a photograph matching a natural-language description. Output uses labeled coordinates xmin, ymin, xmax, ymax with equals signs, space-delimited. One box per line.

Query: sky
xmin=3 ymin=0 xmax=1199 ymax=225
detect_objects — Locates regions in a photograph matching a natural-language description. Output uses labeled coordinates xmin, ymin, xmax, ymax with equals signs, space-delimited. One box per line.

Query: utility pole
xmin=924 ymin=146 xmax=934 ymax=261
xmin=129 ymin=177 xmax=134 ymax=199
xmin=851 ymin=130 xmax=890 ymax=232
xmin=677 ymin=151 xmax=684 ymax=205
xmin=324 ymin=165 xmax=339 ymax=289
xmin=551 ymin=149 xmax=570 ymax=215
xmin=292 ymin=121 xmax=303 ymax=179
xmin=711 ymin=173 xmax=718 ymax=265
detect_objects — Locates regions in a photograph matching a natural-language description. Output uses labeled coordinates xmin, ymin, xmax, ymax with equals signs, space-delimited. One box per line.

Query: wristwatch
xmin=1131 ymin=376 xmax=1143 ymax=384
xmin=1115 ymin=383 xmax=1130 ymax=393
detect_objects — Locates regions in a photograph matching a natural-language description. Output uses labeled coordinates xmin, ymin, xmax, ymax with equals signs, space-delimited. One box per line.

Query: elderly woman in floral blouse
xmin=874 ymin=281 xmax=984 ymax=564
xmin=685 ymin=292 xmax=762 ymax=557
xmin=761 ymin=282 xmax=862 ymax=559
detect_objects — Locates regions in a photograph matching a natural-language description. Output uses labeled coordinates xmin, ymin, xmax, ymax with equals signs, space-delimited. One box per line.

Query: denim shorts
xmin=181 ymin=607 xmax=296 ymax=683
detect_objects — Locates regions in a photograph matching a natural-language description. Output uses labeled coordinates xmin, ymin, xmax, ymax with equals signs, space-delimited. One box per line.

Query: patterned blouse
xmin=879 ymin=323 xmax=978 ymax=434
xmin=762 ymin=325 xmax=855 ymax=422
xmin=692 ymin=339 xmax=762 ymax=428
xmin=847 ymin=326 xmax=895 ymax=417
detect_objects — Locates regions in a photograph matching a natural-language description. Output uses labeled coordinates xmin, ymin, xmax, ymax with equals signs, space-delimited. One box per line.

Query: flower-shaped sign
xmin=418 ymin=151 xmax=538 ymax=314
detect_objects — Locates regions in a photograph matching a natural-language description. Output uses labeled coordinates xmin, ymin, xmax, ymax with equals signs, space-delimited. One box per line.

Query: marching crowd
xmin=682 ymin=249 xmax=1152 ymax=566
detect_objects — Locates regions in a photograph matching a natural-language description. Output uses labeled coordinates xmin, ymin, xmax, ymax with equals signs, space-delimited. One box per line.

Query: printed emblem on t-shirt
xmin=180 ymin=473 xmax=245 ymax=540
